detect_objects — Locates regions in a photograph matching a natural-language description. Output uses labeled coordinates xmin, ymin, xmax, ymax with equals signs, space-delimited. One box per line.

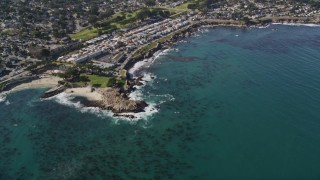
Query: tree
xmin=115 ymin=16 xmax=124 ymax=21
xmin=41 ymin=49 xmax=50 ymax=57
xmin=144 ymin=0 xmax=156 ymax=6
xmin=79 ymin=75 xmax=90 ymax=82
xmin=97 ymin=29 xmax=103 ymax=36
xmin=187 ymin=3 xmax=198 ymax=10
xmin=31 ymin=29 xmax=41 ymax=38
xmin=88 ymin=15 xmax=98 ymax=24
xmin=99 ymin=9 xmax=114 ymax=19
xmin=163 ymin=10 xmax=170 ymax=18
xmin=136 ymin=8 xmax=151 ymax=21
xmin=90 ymin=5 xmax=99 ymax=15
xmin=64 ymin=69 xmax=80 ymax=81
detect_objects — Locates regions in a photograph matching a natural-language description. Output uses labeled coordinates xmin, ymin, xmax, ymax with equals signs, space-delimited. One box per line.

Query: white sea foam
xmin=48 ymin=92 xmax=83 ymax=109
xmin=128 ymin=89 xmax=144 ymax=101
xmin=125 ymin=72 xmax=176 ymax=121
xmin=258 ymin=24 xmax=271 ymax=29
xmin=5 ymin=100 xmax=10 ymax=106
xmin=198 ymin=28 xmax=210 ymax=34
xmin=128 ymin=72 xmax=156 ymax=101
xmin=0 ymin=93 xmax=6 ymax=103
xmin=129 ymin=48 xmax=173 ymax=76
xmin=41 ymin=49 xmax=175 ymax=121
xmin=193 ymin=28 xmax=210 ymax=38
xmin=44 ymin=92 xmax=119 ymax=119
xmin=43 ymin=88 xmax=160 ymax=121
xmin=0 ymin=91 xmax=12 ymax=103
xmin=272 ymin=23 xmax=320 ymax=27
xmin=115 ymin=102 xmax=159 ymax=121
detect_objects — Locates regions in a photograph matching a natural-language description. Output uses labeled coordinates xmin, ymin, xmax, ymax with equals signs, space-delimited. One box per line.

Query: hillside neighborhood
xmin=1 ymin=0 xmax=320 ymax=90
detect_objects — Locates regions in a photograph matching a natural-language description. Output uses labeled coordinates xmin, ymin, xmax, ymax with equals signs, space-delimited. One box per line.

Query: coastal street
xmin=118 ymin=20 xmax=197 ymax=71
xmin=0 ymin=67 xmax=30 ymax=84
xmin=1 ymin=0 xmax=320 ymax=92
xmin=55 ymin=15 xmax=195 ymax=73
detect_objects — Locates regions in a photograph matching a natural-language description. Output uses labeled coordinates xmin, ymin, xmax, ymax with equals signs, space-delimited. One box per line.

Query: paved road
xmin=117 ymin=21 xmax=196 ymax=71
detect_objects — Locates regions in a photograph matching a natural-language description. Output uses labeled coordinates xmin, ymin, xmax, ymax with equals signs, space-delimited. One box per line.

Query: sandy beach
xmin=65 ymin=87 xmax=103 ymax=101
xmin=12 ymin=76 xmax=62 ymax=92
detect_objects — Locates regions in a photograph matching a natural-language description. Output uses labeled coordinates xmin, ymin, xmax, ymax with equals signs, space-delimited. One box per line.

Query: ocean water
xmin=1 ymin=25 xmax=320 ymax=179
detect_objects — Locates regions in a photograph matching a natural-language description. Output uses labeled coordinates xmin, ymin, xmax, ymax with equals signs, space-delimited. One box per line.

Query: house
xmin=0 ymin=65 xmax=5 ymax=75
xmin=112 ymin=52 xmax=126 ymax=63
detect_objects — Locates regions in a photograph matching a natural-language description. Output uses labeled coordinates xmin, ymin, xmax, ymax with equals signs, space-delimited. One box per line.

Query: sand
xmin=9 ymin=75 xmax=102 ymax=101
xmin=10 ymin=76 xmax=102 ymax=101
xmin=65 ymin=87 xmax=103 ymax=101
xmin=12 ymin=76 xmax=62 ymax=92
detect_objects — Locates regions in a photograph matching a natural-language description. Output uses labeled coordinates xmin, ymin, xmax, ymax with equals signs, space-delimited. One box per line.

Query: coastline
xmin=10 ymin=76 xmax=62 ymax=92
xmin=122 ymin=21 xmax=248 ymax=71
xmin=272 ymin=22 xmax=320 ymax=27
xmin=124 ymin=20 xmax=320 ymax=73
xmin=0 ymin=21 xmax=272 ymax=115
xmin=2 ymin=22 xmax=320 ymax=119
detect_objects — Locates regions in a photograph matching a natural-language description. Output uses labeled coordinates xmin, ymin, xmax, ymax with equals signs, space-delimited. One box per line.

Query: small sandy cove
xmin=11 ymin=76 xmax=102 ymax=101
xmin=12 ymin=76 xmax=61 ymax=91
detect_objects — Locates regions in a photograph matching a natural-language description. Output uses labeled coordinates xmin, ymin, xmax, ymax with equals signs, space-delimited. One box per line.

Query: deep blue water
xmin=1 ymin=25 xmax=320 ymax=179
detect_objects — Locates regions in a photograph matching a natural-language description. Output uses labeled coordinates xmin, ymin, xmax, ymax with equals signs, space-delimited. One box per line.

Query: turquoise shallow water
xmin=1 ymin=25 xmax=320 ymax=179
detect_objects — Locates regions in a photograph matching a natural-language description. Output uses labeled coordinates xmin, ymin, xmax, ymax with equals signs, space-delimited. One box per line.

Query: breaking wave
xmin=41 ymin=47 xmax=176 ymax=121
xmin=43 ymin=87 xmax=162 ymax=122
xmin=129 ymin=48 xmax=176 ymax=77
xmin=0 ymin=92 xmax=8 ymax=103
xmin=44 ymin=92 xmax=115 ymax=119
xmin=272 ymin=23 xmax=320 ymax=27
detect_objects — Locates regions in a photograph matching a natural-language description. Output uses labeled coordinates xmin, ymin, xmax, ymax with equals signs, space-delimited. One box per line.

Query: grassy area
xmin=0 ymin=82 xmax=7 ymax=89
xmin=2 ymin=29 xmax=17 ymax=36
xmin=176 ymin=2 xmax=191 ymax=9
xmin=69 ymin=2 xmax=193 ymax=41
xmin=53 ymin=61 xmax=74 ymax=66
xmin=76 ymin=74 xmax=111 ymax=87
xmin=133 ymin=33 xmax=174 ymax=58
xmin=69 ymin=28 xmax=99 ymax=41
xmin=133 ymin=43 xmax=157 ymax=58
xmin=70 ymin=12 xmax=135 ymax=40
xmin=74 ymin=74 xmax=127 ymax=87
xmin=85 ymin=74 xmax=111 ymax=87
xmin=120 ymin=69 xmax=127 ymax=78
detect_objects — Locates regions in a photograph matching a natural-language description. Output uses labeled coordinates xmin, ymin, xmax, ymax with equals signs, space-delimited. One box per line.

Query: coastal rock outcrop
xmin=41 ymin=86 xmax=66 ymax=99
xmin=97 ymin=88 xmax=148 ymax=113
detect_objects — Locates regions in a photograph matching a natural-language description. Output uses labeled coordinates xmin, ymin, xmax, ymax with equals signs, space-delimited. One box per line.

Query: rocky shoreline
xmin=2 ymin=21 xmax=316 ymax=119
xmin=122 ymin=21 xmax=249 ymax=71
xmin=36 ymin=75 xmax=149 ymax=118
xmin=81 ymin=88 xmax=148 ymax=114
xmin=0 ymin=22 xmax=260 ymax=119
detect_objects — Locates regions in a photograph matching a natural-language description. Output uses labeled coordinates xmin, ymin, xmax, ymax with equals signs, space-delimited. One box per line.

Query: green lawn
xmin=133 ymin=33 xmax=174 ymax=58
xmin=53 ymin=61 xmax=74 ymax=66
xmin=69 ymin=3 xmax=193 ymax=41
xmin=69 ymin=28 xmax=99 ymax=41
xmin=2 ymin=29 xmax=17 ymax=36
xmin=77 ymin=74 xmax=111 ymax=88
xmin=120 ymin=69 xmax=127 ymax=78
xmin=176 ymin=2 xmax=191 ymax=9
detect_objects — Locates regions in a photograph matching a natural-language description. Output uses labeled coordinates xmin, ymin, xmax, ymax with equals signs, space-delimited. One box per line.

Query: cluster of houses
xmin=157 ymin=0 xmax=187 ymax=8
xmin=0 ymin=64 xmax=4 ymax=75
xmin=2 ymin=0 xmax=320 ymax=84
xmin=122 ymin=18 xmax=190 ymax=46
xmin=208 ymin=0 xmax=320 ymax=21
xmin=57 ymin=17 xmax=190 ymax=65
